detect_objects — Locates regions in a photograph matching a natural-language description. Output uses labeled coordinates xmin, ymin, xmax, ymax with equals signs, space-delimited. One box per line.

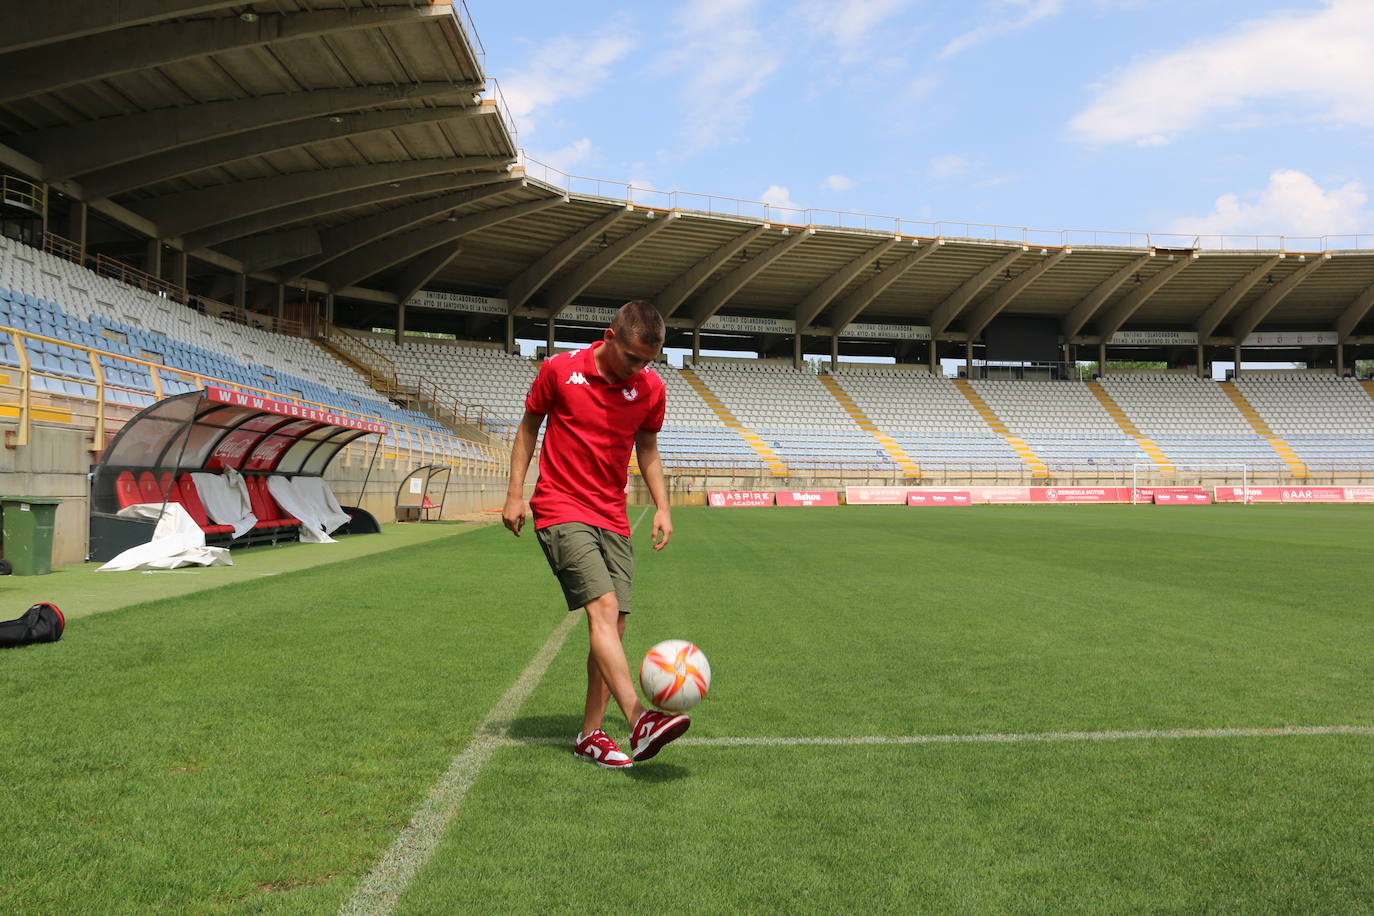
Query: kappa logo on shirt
xmin=622 ymin=386 xmax=638 ymax=401
xmin=566 ymin=372 xmax=588 ymax=385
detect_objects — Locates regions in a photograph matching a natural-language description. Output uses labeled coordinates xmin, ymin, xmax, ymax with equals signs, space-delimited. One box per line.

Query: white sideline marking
xmin=504 ymin=724 xmax=1374 ymax=749
xmin=339 ymin=507 xmax=651 ymax=916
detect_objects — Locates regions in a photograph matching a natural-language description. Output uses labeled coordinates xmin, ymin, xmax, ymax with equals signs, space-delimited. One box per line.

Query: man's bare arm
xmin=635 ymin=429 xmax=673 ymax=551
xmin=502 ymin=410 xmax=545 ymax=536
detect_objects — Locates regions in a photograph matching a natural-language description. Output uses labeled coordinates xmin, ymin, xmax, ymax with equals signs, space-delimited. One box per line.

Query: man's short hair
xmin=612 ymin=300 xmax=665 ymax=347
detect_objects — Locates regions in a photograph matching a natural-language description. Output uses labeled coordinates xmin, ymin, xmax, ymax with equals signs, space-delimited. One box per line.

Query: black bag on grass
xmin=0 ymin=603 xmax=65 ymax=648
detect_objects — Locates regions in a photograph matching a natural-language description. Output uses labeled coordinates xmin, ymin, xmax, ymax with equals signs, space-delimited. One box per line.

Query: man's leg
xmin=581 ymin=610 xmax=628 ymax=735
xmin=584 ymin=591 xmax=645 ymax=730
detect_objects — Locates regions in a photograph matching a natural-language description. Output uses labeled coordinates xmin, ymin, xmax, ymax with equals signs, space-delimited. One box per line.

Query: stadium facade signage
xmin=907 ymin=490 xmax=971 ymax=506
xmin=407 ymin=289 xmax=508 ymax=316
xmin=1240 ymin=330 xmax=1337 ymax=347
xmin=776 ymin=490 xmax=839 ymax=507
xmin=560 ymin=304 xmax=619 ymax=324
xmin=702 ymin=314 xmax=796 ymax=334
xmin=708 ymin=490 xmax=776 ymax=507
xmin=1110 ymin=330 xmax=1199 ymax=346
xmin=841 ymin=322 xmax=932 ymax=341
xmin=205 ymin=386 xmax=389 ymax=433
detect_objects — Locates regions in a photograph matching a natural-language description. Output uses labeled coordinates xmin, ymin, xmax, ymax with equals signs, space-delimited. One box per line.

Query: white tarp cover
xmin=267 ymin=475 xmax=349 ymax=544
xmin=192 ymin=469 xmax=256 ymax=537
xmin=98 ymin=503 xmax=233 ymax=571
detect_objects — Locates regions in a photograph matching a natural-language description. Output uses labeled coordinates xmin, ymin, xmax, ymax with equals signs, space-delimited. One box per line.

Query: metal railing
xmin=42 ymin=232 xmax=84 ymax=266
xmin=0 ymin=174 xmax=45 ymax=215
xmin=93 ymin=254 xmax=187 ymax=304
xmin=515 ymin=151 xmax=1374 ymax=252
xmin=394 ymin=372 xmax=512 ymax=442
xmin=190 ymin=294 xmax=306 ymax=339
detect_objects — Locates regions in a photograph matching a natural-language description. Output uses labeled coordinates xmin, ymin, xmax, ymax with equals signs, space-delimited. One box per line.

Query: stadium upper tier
xmin=3 ymin=2 xmax=1374 ymax=354
xmin=0 ymin=235 xmax=498 ymax=461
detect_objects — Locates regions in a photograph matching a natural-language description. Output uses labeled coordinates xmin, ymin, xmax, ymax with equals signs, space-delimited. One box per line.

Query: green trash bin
xmin=0 ymin=496 xmax=62 ymax=576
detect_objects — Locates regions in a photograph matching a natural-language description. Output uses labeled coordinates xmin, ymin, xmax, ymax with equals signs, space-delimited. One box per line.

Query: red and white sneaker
xmin=629 ymin=710 xmax=691 ymax=762
xmin=573 ymin=730 xmax=632 ymax=769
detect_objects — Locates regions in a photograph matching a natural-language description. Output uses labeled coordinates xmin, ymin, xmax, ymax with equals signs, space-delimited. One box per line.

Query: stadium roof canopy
xmin=3 ymin=1 xmax=1374 ymax=351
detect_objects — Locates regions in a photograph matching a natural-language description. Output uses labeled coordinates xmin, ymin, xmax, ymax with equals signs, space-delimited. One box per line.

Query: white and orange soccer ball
xmin=639 ymin=640 xmax=711 ymax=712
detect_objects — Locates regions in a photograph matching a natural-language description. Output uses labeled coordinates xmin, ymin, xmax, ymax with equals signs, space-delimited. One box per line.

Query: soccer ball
xmin=639 ymin=640 xmax=711 ymax=712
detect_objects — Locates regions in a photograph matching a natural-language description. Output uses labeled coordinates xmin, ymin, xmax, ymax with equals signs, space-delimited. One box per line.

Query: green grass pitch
xmin=2 ymin=505 xmax=1371 ymax=913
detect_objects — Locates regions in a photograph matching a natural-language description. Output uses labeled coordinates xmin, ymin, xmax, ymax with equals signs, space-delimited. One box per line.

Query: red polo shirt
xmin=526 ymin=341 xmax=666 ymax=536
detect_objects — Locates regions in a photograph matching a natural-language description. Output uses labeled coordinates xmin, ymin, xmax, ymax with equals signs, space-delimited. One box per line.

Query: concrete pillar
xmin=39 ymin=183 xmax=49 ymax=237
xmin=145 ymin=239 xmax=162 ymax=278
xmin=1197 ymin=343 xmax=1205 ymax=378
xmin=964 ymin=339 xmax=973 ymax=379
xmin=67 ymin=200 xmax=87 ymax=251
xmin=1232 ymin=343 xmax=1243 ymax=379
xmin=274 ymin=284 xmax=285 ymax=320
xmin=233 ymin=273 xmax=247 ymax=310
xmin=792 ymin=331 xmax=802 ymax=370
xmin=691 ymin=327 xmax=700 ymax=367
xmin=504 ymin=312 xmax=515 ymax=353
xmin=928 ymin=338 xmax=937 ymax=374
xmin=546 ymin=318 xmax=555 ymax=359
xmin=1098 ymin=341 xmax=1107 ymax=377
xmin=832 ymin=332 xmax=840 ymax=372
xmin=1336 ymin=341 xmax=1345 ymax=377
xmin=172 ymin=250 xmax=188 ymax=290
xmin=324 ymin=292 xmax=335 ymax=326
xmin=395 ymin=299 xmax=405 ymax=344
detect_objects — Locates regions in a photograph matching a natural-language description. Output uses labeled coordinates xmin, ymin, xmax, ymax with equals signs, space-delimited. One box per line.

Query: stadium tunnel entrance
xmin=88 ymin=386 xmax=385 ymax=561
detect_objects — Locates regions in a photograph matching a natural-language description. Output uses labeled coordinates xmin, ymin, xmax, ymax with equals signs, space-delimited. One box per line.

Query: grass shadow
xmin=626 ymin=763 xmax=689 ymax=782
xmin=509 ymin=713 xmax=582 ymax=739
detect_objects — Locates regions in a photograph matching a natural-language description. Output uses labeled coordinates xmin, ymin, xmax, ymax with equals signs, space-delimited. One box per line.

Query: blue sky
xmin=471 ymin=0 xmax=1374 ymax=245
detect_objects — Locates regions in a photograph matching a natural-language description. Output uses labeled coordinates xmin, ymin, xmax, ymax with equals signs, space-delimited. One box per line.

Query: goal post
xmin=1130 ymin=463 xmax=1250 ymax=504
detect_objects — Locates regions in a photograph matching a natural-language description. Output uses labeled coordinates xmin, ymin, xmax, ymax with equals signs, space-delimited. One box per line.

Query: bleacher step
xmin=1085 ymin=379 xmax=1176 ymax=473
xmin=951 ymin=378 xmax=1051 ymax=477
xmin=1219 ymin=381 xmax=1310 ymax=478
xmin=679 ymin=367 xmax=790 ymax=475
xmin=818 ymin=374 xmax=922 ymax=478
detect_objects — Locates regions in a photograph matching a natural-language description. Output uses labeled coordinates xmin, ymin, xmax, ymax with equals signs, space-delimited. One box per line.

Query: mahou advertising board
xmin=1213 ymin=486 xmax=1349 ymax=503
xmin=775 ymin=491 xmax=839 ymax=507
xmin=907 ymin=490 xmax=972 ymax=506
xmin=707 ymin=491 xmax=775 ymax=508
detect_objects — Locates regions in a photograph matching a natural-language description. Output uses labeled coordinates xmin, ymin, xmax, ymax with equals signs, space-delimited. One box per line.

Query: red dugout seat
xmin=115 ymin=471 xmax=142 ymax=509
xmin=247 ymin=476 xmax=300 ymax=528
xmin=177 ymin=474 xmax=232 ymax=534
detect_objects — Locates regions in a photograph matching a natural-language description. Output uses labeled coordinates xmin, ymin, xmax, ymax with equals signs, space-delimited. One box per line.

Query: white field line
xmin=338 ymin=506 xmax=651 ymax=916
xmin=503 ymin=724 xmax=1374 ymax=748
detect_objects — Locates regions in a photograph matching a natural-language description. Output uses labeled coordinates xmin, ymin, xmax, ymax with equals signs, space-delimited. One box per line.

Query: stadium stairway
xmin=817 ymin=375 xmax=922 ymax=478
xmin=1218 ymin=380 xmax=1310 ymax=478
xmin=677 ymin=367 xmax=788 ymax=476
xmin=1362 ymin=379 xmax=1374 ymax=407
xmin=951 ymin=378 xmax=1050 ymax=477
xmin=1084 ymin=379 xmax=1176 ymax=474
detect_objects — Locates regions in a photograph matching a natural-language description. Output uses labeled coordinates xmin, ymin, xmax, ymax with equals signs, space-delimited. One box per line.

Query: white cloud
xmin=928 ymin=154 xmax=973 ymax=178
xmin=1168 ymin=170 xmax=1371 ymax=237
xmin=534 ymin=137 xmax=595 ymax=173
xmin=500 ymin=31 xmax=636 ymax=135
xmin=659 ymin=0 xmax=781 ymax=155
xmin=1070 ymin=0 xmax=1374 ymax=146
xmin=823 ymin=174 xmax=855 ymax=192
xmin=761 ymin=184 xmax=804 ymax=213
xmin=940 ymin=0 xmax=1063 ymax=60
xmin=800 ymin=0 xmax=913 ymax=59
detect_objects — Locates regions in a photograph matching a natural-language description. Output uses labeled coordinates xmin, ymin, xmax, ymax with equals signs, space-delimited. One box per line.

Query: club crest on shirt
xmin=622 ymin=386 xmax=638 ymax=401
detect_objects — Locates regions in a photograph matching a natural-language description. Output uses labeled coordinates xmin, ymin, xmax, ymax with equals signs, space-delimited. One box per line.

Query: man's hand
xmin=650 ymin=507 xmax=673 ymax=551
xmin=502 ymin=494 xmax=529 ymax=536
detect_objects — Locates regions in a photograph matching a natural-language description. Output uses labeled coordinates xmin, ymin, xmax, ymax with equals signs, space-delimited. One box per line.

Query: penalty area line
xmin=503 ymin=724 xmax=1374 ymax=749
xmin=338 ymin=506 xmax=652 ymax=916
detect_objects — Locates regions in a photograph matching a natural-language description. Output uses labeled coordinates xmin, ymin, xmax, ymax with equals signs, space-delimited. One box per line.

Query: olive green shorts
xmin=535 ymin=522 xmax=635 ymax=613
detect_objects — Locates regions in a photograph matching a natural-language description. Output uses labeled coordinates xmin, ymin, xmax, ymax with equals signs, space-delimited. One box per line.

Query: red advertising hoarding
xmin=775 ymin=490 xmax=839 ymax=507
xmin=907 ymin=490 xmax=972 ymax=506
xmin=707 ymin=490 xmax=775 ymax=508
xmin=844 ymin=486 xmax=913 ymax=505
xmin=1028 ymin=487 xmax=1132 ymax=503
xmin=1154 ymin=491 xmax=1212 ymax=505
xmin=1214 ymin=487 xmax=1348 ymax=503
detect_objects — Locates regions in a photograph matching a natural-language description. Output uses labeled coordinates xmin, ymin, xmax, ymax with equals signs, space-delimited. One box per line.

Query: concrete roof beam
xmin=793 ymin=237 xmax=901 ymax=330
xmin=394 ymin=243 xmax=465 ymax=306
xmin=1194 ymin=255 xmax=1282 ymax=340
xmin=1230 ymin=254 xmax=1329 ymax=341
xmin=1098 ymin=255 xmax=1195 ymax=339
xmin=928 ymin=247 xmax=1024 ymax=337
xmin=0 ymin=1 xmax=243 ymax=54
xmin=504 ymin=207 xmax=633 ymax=313
xmin=688 ymin=229 xmax=815 ymax=326
xmin=828 ymin=242 xmax=941 ymax=331
xmin=654 ymin=225 xmax=768 ymax=318
xmin=964 ymin=249 xmax=1071 ymax=339
xmin=1061 ymin=253 xmax=1153 ymax=339
xmin=544 ymin=212 xmax=680 ymax=318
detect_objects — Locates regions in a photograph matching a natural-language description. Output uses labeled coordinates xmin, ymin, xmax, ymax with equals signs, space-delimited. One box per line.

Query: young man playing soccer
xmin=502 ymin=301 xmax=688 ymax=769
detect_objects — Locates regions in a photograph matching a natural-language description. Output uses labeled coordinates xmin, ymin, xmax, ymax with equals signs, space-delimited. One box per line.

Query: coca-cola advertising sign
xmin=775 ymin=491 xmax=839 ymax=507
xmin=708 ymin=491 xmax=775 ymax=508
